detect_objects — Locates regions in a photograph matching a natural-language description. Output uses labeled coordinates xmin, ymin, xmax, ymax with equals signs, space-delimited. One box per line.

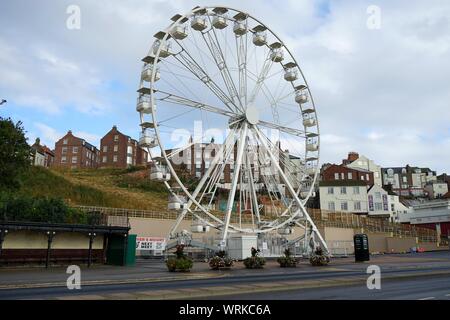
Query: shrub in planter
xmin=209 ymin=251 xmax=234 ymax=270
xmin=166 ymin=244 xmax=194 ymax=272
xmin=243 ymin=247 xmax=266 ymax=269
xmin=309 ymin=247 xmax=330 ymax=266
xmin=277 ymin=248 xmax=297 ymax=268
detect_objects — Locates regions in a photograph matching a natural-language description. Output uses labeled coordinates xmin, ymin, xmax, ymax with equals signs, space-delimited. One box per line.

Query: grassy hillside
xmin=18 ymin=166 xmax=169 ymax=210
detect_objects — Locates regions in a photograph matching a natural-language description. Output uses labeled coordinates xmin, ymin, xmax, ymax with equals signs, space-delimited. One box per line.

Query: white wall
xmin=367 ymin=184 xmax=391 ymax=218
xmin=319 ymin=185 xmax=368 ymax=213
xmin=347 ymin=155 xmax=383 ymax=187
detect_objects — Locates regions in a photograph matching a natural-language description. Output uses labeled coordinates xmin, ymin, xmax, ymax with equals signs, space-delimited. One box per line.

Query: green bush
xmin=309 ymin=247 xmax=330 ymax=266
xmin=0 ymin=194 xmax=90 ymax=225
xmin=166 ymin=244 xmax=194 ymax=272
xmin=277 ymin=249 xmax=297 ymax=268
xmin=243 ymin=247 xmax=266 ymax=269
xmin=209 ymin=251 xmax=234 ymax=270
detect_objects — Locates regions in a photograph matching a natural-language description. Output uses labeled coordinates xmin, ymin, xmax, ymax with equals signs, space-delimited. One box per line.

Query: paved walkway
xmin=0 ymin=252 xmax=448 ymax=290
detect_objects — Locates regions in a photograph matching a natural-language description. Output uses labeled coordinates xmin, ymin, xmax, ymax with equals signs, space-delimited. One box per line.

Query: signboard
xmin=136 ymin=237 xmax=166 ymax=251
xmin=262 ymin=242 xmax=268 ymax=250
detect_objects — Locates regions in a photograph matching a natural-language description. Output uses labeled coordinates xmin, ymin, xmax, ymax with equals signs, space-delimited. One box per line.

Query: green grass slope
xmin=17 ymin=166 xmax=168 ymax=210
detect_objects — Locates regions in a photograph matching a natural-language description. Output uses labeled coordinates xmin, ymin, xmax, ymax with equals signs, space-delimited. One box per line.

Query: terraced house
xmin=53 ymin=131 xmax=100 ymax=169
xmin=99 ymin=126 xmax=148 ymax=168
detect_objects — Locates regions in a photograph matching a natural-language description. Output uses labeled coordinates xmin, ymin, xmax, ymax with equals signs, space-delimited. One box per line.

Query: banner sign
xmin=136 ymin=237 xmax=166 ymax=251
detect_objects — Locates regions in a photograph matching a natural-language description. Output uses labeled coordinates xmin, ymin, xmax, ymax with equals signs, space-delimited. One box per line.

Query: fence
xmin=74 ymin=206 xmax=440 ymax=244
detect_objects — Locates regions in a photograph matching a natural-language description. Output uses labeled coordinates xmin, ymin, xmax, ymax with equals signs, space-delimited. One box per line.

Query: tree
xmin=0 ymin=117 xmax=31 ymax=192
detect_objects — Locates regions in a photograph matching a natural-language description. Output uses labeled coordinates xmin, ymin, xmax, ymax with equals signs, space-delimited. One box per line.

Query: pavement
xmin=0 ymin=251 xmax=449 ymax=300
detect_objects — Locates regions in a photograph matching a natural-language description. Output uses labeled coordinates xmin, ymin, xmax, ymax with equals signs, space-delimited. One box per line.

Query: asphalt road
xmin=213 ymin=274 xmax=450 ymax=300
xmin=1 ymin=262 xmax=450 ymax=300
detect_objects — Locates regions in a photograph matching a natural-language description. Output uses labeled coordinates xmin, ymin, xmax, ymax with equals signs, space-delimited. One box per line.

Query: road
xmin=0 ymin=252 xmax=449 ymax=300
xmin=213 ymin=274 xmax=450 ymax=300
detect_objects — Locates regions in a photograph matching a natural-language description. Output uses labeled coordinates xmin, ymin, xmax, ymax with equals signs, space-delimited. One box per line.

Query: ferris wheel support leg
xmin=220 ymin=123 xmax=248 ymax=250
xmin=168 ymin=131 xmax=236 ymax=239
xmin=253 ymin=126 xmax=329 ymax=256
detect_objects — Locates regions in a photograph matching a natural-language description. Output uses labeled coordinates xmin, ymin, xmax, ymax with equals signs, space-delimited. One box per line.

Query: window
xmin=403 ymin=176 xmax=407 ymax=183
xmin=366 ymin=174 xmax=369 ymax=181
xmin=102 ymin=156 xmax=107 ymax=163
xmin=353 ymin=186 xmax=360 ymax=194
xmin=375 ymin=192 xmax=381 ymax=199
xmin=375 ymin=203 xmax=383 ymax=211
xmin=334 ymin=173 xmax=339 ymax=180
xmin=72 ymin=147 xmax=78 ymax=154
xmin=103 ymin=146 xmax=108 ymax=152
xmin=63 ymin=139 xmax=68 ymax=145
xmin=72 ymin=156 xmax=77 ymax=164
xmin=361 ymin=175 xmax=365 ymax=181
xmin=341 ymin=202 xmax=348 ymax=211
xmin=354 ymin=201 xmax=361 ymax=211
xmin=348 ymin=172 xmax=353 ymax=179
xmin=114 ymin=145 xmax=119 ymax=152
xmin=127 ymin=146 xmax=132 ymax=155
xmin=341 ymin=173 xmax=345 ymax=180
xmin=113 ymin=155 xmax=118 ymax=162
xmin=127 ymin=156 xmax=132 ymax=165
xmin=328 ymin=202 xmax=335 ymax=212
xmin=62 ymin=147 xmax=68 ymax=154
xmin=327 ymin=187 xmax=334 ymax=194
xmin=114 ymin=135 xmax=119 ymax=142
xmin=340 ymin=186 xmax=347 ymax=194
xmin=61 ymin=156 xmax=67 ymax=163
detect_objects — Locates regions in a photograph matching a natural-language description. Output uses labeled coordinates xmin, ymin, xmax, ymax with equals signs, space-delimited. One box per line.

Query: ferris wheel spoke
xmin=248 ymin=53 xmax=275 ymax=105
xmin=257 ymin=120 xmax=307 ymax=138
xmin=236 ymin=28 xmax=248 ymax=107
xmin=253 ymin=125 xmax=304 ymax=216
xmin=172 ymin=50 xmax=239 ymax=113
xmin=201 ymin=25 xmax=243 ymax=109
xmin=154 ymin=89 xmax=237 ymax=118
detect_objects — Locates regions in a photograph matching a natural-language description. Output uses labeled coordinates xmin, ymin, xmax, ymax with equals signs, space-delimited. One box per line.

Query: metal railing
xmin=73 ymin=205 xmax=439 ymax=243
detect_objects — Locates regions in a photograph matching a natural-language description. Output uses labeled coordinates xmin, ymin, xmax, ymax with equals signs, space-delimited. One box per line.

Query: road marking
xmin=418 ymin=297 xmax=435 ymax=300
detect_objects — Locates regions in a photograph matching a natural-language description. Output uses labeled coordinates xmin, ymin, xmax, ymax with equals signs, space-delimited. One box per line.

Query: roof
xmin=443 ymin=191 xmax=450 ymax=199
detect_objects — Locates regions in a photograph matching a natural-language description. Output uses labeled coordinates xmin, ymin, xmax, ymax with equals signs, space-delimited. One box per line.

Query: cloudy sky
xmin=1 ymin=0 xmax=449 ymax=173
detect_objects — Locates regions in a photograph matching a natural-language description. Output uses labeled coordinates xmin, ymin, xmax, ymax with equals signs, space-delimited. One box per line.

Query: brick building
xmin=99 ymin=126 xmax=148 ymax=168
xmin=321 ymin=164 xmax=374 ymax=186
xmin=53 ymin=131 xmax=99 ymax=169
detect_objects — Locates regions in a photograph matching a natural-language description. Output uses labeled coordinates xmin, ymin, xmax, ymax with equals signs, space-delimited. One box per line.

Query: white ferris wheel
xmin=136 ymin=6 xmax=329 ymax=255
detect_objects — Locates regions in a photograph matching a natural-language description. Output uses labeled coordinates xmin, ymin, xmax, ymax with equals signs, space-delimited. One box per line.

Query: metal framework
xmin=136 ymin=6 xmax=328 ymax=256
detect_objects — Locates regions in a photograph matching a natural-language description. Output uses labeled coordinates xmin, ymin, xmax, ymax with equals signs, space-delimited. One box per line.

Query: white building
xmin=406 ymin=200 xmax=450 ymax=238
xmin=367 ymin=184 xmax=391 ymax=218
xmin=319 ymin=181 xmax=368 ymax=214
xmin=345 ymin=153 xmax=383 ymax=187
xmin=388 ymin=194 xmax=412 ymax=223
xmin=424 ymin=181 xmax=449 ymax=199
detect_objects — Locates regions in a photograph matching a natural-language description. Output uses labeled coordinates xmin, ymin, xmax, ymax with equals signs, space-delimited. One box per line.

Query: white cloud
xmin=34 ymin=122 xmax=63 ymax=147
xmin=2 ymin=1 xmax=450 ymax=173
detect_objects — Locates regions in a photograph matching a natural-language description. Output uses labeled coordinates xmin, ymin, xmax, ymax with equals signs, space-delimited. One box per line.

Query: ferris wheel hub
xmin=245 ymin=105 xmax=259 ymax=125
